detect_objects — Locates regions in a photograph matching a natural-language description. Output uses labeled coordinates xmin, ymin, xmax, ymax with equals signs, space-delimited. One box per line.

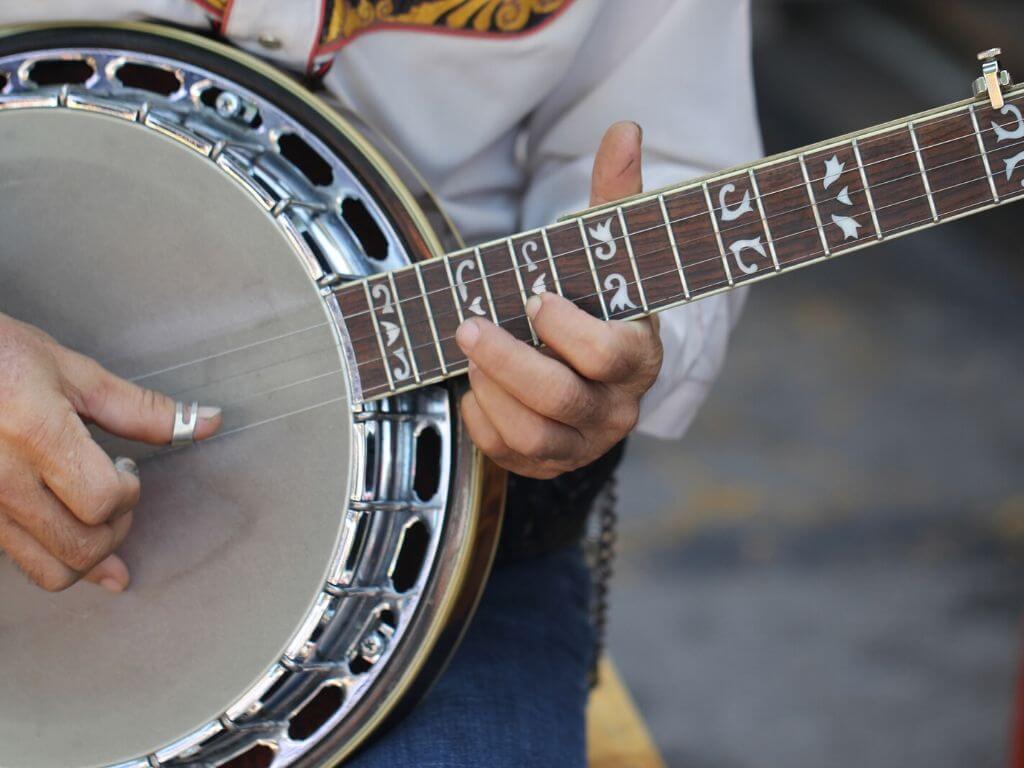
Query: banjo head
xmin=0 ymin=24 xmax=502 ymax=768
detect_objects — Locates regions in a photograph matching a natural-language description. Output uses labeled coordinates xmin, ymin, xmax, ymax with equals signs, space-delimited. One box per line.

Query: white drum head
xmin=0 ymin=108 xmax=351 ymax=768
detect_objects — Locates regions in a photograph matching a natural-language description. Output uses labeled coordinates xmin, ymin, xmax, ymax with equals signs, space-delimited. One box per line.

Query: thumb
xmin=590 ymin=121 xmax=644 ymax=207
xmin=58 ymin=349 xmax=222 ymax=445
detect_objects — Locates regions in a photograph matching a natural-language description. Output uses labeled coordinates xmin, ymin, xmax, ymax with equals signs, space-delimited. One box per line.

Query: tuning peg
xmin=974 ymin=48 xmax=1012 ymax=109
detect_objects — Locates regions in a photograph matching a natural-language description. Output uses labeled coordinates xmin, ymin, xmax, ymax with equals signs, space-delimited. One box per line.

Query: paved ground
xmin=607 ymin=5 xmax=1024 ymax=767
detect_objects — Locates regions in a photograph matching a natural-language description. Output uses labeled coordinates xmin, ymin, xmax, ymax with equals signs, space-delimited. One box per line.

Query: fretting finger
xmin=459 ymin=392 xmax=563 ymax=480
xmin=527 ymin=293 xmax=662 ymax=387
xmin=467 ymin=364 xmax=584 ymax=464
xmin=456 ymin=318 xmax=604 ymax=426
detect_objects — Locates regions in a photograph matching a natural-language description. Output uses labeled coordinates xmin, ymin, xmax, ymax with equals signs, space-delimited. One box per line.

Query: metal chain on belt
xmin=587 ymin=476 xmax=618 ymax=688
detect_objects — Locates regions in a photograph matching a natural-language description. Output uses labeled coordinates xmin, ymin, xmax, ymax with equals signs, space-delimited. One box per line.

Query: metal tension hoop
xmin=171 ymin=400 xmax=200 ymax=446
xmin=974 ymin=48 xmax=1012 ymax=109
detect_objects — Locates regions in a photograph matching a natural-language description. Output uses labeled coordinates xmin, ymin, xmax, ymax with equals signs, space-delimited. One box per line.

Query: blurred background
xmin=608 ymin=2 xmax=1024 ymax=766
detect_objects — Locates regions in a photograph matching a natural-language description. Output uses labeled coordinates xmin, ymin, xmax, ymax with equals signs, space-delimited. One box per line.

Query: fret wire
xmin=578 ymin=218 xmax=610 ymax=319
xmin=507 ymin=238 xmax=539 ymax=344
xmin=367 ymin=179 xmax=1024 ymax=393
xmin=702 ymin=181 xmax=734 ymax=285
xmin=908 ymin=121 xmax=939 ymax=222
xmin=798 ymin=153 xmax=831 ymax=256
xmin=362 ymin=279 xmax=395 ymax=391
xmin=441 ymin=253 xmax=466 ymax=324
xmin=658 ymin=193 xmax=690 ymax=298
xmin=474 ymin=246 xmax=499 ymax=325
xmin=317 ymin=165 xmax=1024 ymax=385
xmin=415 ymin=262 xmax=447 ymax=375
xmin=581 ymin=90 xmax=1024 ymax=225
xmin=339 ymin=126 xmax=1024 ymax=339
xmin=540 ymin=227 xmax=565 ymax=297
xmin=347 ymin=117 xmax=1024 ymax=334
xmin=109 ymin=106 xmax=1024 ymax=395
xmin=851 ymin=137 xmax=883 ymax=239
xmin=387 ymin=271 xmax=420 ymax=383
xmin=747 ymin=168 xmax=780 ymax=271
xmin=617 ymin=206 xmax=649 ymax=312
xmin=969 ymin=104 xmax=1000 ymax=203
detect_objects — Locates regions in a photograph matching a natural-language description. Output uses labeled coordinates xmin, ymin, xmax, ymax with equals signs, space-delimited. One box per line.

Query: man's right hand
xmin=0 ymin=312 xmax=221 ymax=594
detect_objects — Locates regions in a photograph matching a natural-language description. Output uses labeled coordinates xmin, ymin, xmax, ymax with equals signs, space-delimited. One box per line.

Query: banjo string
xmin=101 ymin=182 xmax=983 ymax=466
xmin=92 ymin=125 xmax=1024 ymax=395
xmin=300 ymin=124 xmax=1024 ymax=337
xmin=99 ymin=171 xmax=1009 ymax=445
xmin=390 ymin=173 xmax=1013 ymax=376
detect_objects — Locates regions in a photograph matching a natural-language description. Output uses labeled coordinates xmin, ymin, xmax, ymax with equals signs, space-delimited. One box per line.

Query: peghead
xmin=974 ymin=48 xmax=1012 ymax=110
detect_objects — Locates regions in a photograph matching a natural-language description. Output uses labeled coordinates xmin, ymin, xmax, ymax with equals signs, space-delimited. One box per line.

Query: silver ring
xmin=171 ymin=401 xmax=200 ymax=447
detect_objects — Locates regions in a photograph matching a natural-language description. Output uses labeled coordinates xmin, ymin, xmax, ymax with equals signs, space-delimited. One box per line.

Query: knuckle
xmin=587 ymin=334 xmax=626 ymax=380
xmin=549 ymin=379 xmax=589 ymax=421
xmin=609 ymin=401 xmax=640 ymax=435
xmin=63 ymin=531 xmax=112 ymax=573
xmin=477 ymin=431 xmax=508 ymax=461
xmin=78 ymin=469 xmax=122 ymax=525
xmin=32 ymin=563 xmax=78 ymax=593
xmin=509 ymin=427 xmax=551 ymax=461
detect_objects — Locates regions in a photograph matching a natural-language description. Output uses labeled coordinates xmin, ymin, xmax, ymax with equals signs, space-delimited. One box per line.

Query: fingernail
xmin=114 ymin=457 xmax=139 ymax=478
xmin=631 ymin=121 xmax=644 ymax=142
xmin=526 ymin=294 xmax=543 ymax=320
xmin=197 ymin=406 xmax=221 ymax=421
xmin=456 ymin=320 xmax=480 ymax=352
xmin=99 ymin=577 xmax=124 ymax=594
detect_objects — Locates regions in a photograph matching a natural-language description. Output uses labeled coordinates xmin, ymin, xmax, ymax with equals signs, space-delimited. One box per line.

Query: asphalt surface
xmin=607 ymin=5 xmax=1024 ymax=767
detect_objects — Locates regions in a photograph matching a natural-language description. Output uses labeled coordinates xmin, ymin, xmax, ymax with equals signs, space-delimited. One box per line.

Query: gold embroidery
xmin=321 ymin=0 xmax=569 ymax=49
xmin=191 ymin=0 xmax=228 ymax=15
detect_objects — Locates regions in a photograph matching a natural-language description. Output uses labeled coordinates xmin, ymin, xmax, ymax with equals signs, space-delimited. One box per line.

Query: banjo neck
xmin=335 ymin=82 xmax=1024 ymax=405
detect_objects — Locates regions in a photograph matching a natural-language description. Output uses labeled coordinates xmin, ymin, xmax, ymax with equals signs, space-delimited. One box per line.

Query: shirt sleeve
xmin=519 ymin=0 xmax=762 ymax=440
xmin=0 ymin=1 xmax=209 ymax=26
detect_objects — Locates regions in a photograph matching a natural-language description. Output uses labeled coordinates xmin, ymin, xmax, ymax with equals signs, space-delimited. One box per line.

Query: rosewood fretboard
xmin=335 ymin=85 xmax=1024 ymax=404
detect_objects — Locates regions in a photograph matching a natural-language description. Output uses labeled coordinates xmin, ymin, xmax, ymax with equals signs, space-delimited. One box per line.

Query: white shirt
xmin=2 ymin=0 xmax=762 ymax=439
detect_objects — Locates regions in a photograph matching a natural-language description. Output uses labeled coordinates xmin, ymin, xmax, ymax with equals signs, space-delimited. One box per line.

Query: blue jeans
xmin=347 ymin=545 xmax=594 ymax=767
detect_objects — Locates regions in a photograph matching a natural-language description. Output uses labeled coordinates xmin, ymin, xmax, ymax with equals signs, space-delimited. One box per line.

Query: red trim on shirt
xmin=306 ymin=0 xmax=329 ymax=75
xmin=189 ymin=0 xmax=226 ymax=20
xmin=220 ymin=0 xmax=238 ymax=36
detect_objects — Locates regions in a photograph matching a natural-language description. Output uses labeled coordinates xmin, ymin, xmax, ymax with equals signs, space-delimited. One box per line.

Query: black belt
xmin=495 ymin=440 xmax=626 ymax=564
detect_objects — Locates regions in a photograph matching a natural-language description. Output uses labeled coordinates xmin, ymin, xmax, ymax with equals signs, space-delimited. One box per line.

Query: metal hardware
xmin=974 ymin=48 xmax=1012 ymax=109
xmin=214 ymin=88 xmax=260 ymax=126
xmin=0 ymin=40 xmax=463 ymax=768
xmin=171 ymin=401 xmax=199 ymax=446
xmin=257 ymin=33 xmax=283 ymax=51
xmin=358 ymin=631 xmax=387 ymax=664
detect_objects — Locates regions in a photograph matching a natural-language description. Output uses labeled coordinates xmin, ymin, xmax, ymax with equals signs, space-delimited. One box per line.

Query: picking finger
xmin=31 ymin=405 xmax=141 ymax=526
xmin=58 ymin=348 xmax=222 ymax=444
xmin=2 ymin=480 xmax=127 ymax=574
xmin=0 ymin=510 xmax=80 ymax=593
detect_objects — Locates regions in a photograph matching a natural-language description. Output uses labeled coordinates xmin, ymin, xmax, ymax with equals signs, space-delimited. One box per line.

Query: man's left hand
xmin=456 ymin=122 xmax=663 ymax=479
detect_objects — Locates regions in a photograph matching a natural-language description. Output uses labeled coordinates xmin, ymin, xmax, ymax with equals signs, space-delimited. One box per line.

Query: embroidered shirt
xmin=1 ymin=0 xmax=762 ymax=439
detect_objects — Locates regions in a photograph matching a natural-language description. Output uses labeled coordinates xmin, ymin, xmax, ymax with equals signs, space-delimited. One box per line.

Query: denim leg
xmin=346 ymin=545 xmax=594 ymax=768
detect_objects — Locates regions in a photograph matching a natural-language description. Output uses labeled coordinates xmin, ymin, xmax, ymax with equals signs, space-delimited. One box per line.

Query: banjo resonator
xmin=1 ymin=19 xmax=1022 ymax=768
xmin=0 ymin=23 xmax=503 ymax=768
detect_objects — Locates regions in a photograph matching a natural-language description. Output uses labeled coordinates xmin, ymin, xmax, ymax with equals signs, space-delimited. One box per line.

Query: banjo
xmin=0 ymin=21 xmax=1021 ymax=768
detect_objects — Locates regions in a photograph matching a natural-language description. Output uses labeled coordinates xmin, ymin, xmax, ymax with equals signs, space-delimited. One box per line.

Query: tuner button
xmin=978 ymin=47 xmax=1002 ymax=61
